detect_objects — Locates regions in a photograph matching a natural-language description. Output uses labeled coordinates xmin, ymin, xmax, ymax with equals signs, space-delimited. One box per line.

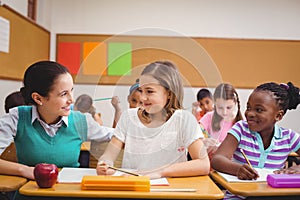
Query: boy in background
xmin=192 ymin=89 xmax=214 ymax=122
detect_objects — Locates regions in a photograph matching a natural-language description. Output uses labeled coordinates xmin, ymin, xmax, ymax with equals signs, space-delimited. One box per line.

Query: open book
xmin=58 ymin=167 xmax=169 ymax=186
xmin=217 ymin=168 xmax=278 ymax=182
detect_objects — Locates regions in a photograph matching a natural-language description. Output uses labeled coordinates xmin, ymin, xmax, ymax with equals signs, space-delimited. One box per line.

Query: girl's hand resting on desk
xmin=96 ymin=160 xmax=115 ymax=175
xmin=236 ymin=164 xmax=259 ymax=180
xmin=138 ymin=170 xmax=163 ymax=179
xmin=274 ymin=165 xmax=300 ymax=174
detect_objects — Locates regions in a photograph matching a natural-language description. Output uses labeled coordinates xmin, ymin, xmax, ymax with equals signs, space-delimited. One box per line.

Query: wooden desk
xmin=0 ymin=175 xmax=27 ymax=192
xmin=19 ymin=176 xmax=224 ymax=199
xmin=210 ymin=171 xmax=300 ymax=197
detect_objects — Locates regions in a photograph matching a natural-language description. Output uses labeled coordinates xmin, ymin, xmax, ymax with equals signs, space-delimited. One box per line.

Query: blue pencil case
xmin=267 ymin=174 xmax=300 ymax=188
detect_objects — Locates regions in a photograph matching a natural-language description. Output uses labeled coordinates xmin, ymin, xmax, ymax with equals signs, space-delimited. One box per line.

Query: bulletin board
xmin=0 ymin=5 xmax=50 ymax=80
xmin=56 ymin=34 xmax=300 ymax=89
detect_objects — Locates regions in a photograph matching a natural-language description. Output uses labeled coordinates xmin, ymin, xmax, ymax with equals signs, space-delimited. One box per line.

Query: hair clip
xmin=280 ymin=83 xmax=289 ymax=90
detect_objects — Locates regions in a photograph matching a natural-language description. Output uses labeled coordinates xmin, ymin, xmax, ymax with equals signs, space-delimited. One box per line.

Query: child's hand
xmin=192 ymin=101 xmax=200 ymax=108
xmin=274 ymin=165 xmax=300 ymax=174
xmin=236 ymin=164 xmax=259 ymax=180
xmin=138 ymin=171 xmax=162 ymax=179
xmin=192 ymin=102 xmax=201 ymax=113
xmin=203 ymin=138 xmax=220 ymax=155
xmin=111 ymin=96 xmax=121 ymax=109
xmin=96 ymin=160 xmax=115 ymax=175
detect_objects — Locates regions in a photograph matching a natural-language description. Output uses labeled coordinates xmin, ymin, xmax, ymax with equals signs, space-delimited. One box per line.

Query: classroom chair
xmin=0 ymin=142 xmax=18 ymax=162
xmin=287 ymin=153 xmax=300 ymax=168
xmin=0 ymin=143 xmax=18 ymax=200
xmin=79 ymin=141 xmax=91 ymax=168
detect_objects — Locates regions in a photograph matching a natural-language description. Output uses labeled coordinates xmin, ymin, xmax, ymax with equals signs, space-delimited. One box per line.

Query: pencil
xmin=108 ymin=166 xmax=140 ymax=176
xmin=93 ymin=97 xmax=112 ymax=101
xmin=240 ymin=149 xmax=253 ymax=168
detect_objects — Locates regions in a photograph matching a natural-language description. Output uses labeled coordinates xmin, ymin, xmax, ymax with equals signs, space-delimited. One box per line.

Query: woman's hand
xmin=96 ymin=160 xmax=115 ymax=175
xmin=20 ymin=165 xmax=35 ymax=180
xmin=236 ymin=164 xmax=259 ymax=180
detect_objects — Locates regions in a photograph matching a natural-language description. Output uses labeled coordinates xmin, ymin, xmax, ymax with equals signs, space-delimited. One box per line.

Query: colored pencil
xmin=93 ymin=97 xmax=112 ymax=101
xmin=240 ymin=149 xmax=253 ymax=168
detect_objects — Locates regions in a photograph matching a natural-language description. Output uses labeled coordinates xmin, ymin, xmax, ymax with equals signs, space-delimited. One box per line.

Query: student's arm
xmin=93 ymin=112 xmax=103 ymax=126
xmin=211 ymin=134 xmax=259 ymax=180
xmin=96 ymin=136 xmax=124 ymax=175
xmin=274 ymin=148 xmax=300 ymax=174
xmin=0 ymin=158 xmax=34 ymax=179
xmin=191 ymin=101 xmax=200 ymax=119
xmin=140 ymin=139 xmax=210 ymax=179
xmin=86 ymin=113 xmax=114 ymax=141
xmin=111 ymin=96 xmax=122 ymax=128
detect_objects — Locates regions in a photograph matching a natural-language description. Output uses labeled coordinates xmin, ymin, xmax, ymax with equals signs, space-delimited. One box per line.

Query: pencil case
xmin=81 ymin=175 xmax=150 ymax=191
xmin=267 ymin=174 xmax=300 ymax=188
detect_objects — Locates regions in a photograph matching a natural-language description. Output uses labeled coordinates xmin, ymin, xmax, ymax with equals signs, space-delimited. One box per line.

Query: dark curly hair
xmin=255 ymin=82 xmax=300 ymax=114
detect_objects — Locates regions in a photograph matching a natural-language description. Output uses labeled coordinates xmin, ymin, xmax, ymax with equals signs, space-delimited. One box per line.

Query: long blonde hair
xmin=139 ymin=61 xmax=184 ymax=123
xmin=212 ymin=83 xmax=243 ymax=131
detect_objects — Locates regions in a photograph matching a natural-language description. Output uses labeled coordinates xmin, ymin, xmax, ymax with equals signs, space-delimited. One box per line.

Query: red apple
xmin=34 ymin=163 xmax=58 ymax=188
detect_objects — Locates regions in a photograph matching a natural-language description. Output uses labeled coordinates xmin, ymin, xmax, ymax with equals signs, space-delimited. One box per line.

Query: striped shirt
xmin=229 ymin=120 xmax=300 ymax=169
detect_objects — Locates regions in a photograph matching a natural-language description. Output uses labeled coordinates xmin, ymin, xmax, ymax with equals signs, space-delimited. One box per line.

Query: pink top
xmin=199 ymin=111 xmax=233 ymax=143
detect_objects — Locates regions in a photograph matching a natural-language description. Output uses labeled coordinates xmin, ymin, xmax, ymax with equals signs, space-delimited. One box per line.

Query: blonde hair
xmin=139 ymin=61 xmax=183 ymax=123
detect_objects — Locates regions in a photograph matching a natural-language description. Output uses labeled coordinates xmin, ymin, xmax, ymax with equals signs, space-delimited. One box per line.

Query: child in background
xmin=127 ymin=79 xmax=142 ymax=108
xmin=211 ymin=82 xmax=300 ymax=199
xmin=74 ymin=94 xmax=103 ymax=125
xmin=111 ymin=80 xmax=142 ymax=128
xmin=4 ymin=91 xmax=26 ymax=113
xmin=200 ymin=83 xmax=243 ymax=156
xmin=97 ymin=61 xmax=210 ymax=178
xmin=192 ymin=88 xmax=214 ymax=121
xmin=0 ymin=61 xmax=114 ymax=180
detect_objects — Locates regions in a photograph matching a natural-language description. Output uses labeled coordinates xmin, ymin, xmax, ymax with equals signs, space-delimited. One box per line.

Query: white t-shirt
xmin=114 ymin=108 xmax=204 ymax=170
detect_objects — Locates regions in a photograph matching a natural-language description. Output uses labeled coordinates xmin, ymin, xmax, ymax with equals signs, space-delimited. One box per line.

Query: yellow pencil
xmin=240 ymin=149 xmax=253 ymax=168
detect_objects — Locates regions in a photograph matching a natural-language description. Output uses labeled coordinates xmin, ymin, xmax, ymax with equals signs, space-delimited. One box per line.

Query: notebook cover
xmin=267 ymin=174 xmax=300 ymax=188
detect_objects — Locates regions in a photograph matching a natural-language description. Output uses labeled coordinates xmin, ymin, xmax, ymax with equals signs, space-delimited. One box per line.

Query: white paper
xmin=0 ymin=16 xmax=10 ymax=53
xmin=58 ymin=167 xmax=169 ymax=186
xmin=217 ymin=168 xmax=278 ymax=182
xmin=58 ymin=168 xmax=97 ymax=183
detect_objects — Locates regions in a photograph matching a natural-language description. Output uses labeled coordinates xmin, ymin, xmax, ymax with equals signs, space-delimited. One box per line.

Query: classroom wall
xmin=1 ymin=0 xmax=27 ymax=16
xmin=0 ymin=0 xmax=299 ymax=132
xmin=45 ymin=0 xmax=300 ymax=61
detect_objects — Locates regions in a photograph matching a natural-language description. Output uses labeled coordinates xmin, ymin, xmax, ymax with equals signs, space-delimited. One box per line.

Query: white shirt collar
xmin=31 ymin=105 xmax=69 ymax=126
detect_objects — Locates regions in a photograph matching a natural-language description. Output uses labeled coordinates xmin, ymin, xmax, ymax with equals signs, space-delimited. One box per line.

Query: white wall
xmin=44 ymin=0 xmax=300 ymax=60
xmin=1 ymin=0 xmax=28 ymax=16
xmin=1 ymin=0 xmax=299 ymax=132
